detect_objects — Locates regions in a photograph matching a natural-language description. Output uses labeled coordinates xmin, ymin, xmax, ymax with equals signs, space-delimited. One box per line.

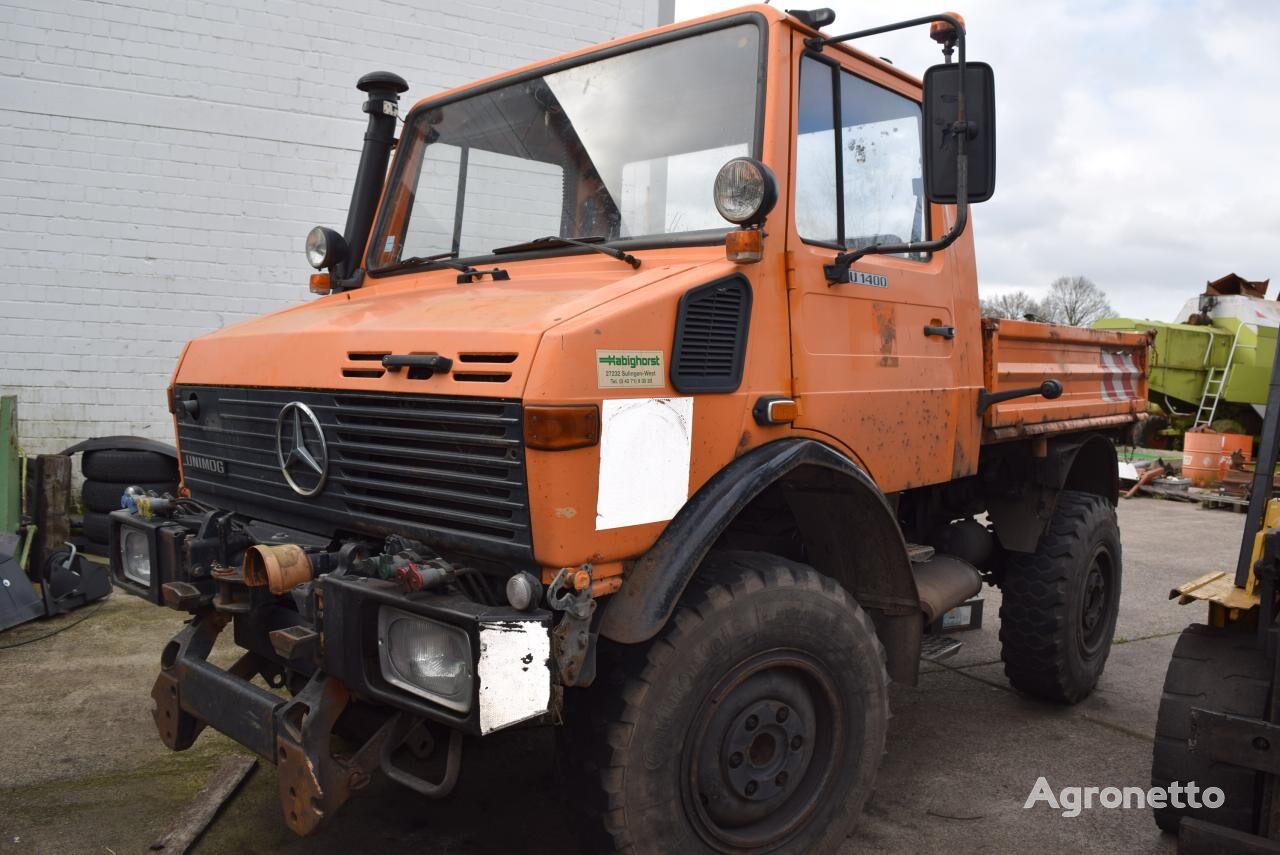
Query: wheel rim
xmin=1079 ymin=545 xmax=1115 ymax=656
xmin=683 ymin=650 xmax=844 ymax=852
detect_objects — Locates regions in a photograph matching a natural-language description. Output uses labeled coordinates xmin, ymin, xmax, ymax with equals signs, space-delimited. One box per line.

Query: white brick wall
xmin=0 ymin=0 xmax=667 ymax=454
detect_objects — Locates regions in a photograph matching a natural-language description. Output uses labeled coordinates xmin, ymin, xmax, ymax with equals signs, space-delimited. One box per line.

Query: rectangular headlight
xmin=119 ymin=526 xmax=152 ymax=587
xmin=377 ymin=607 xmax=473 ymax=713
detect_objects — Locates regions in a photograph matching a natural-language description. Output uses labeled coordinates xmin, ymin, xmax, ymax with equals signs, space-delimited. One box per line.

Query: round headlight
xmin=305 ymin=226 xmax=347 ymax=270
xmin=713 ymin=157 xmax=778 ymax=226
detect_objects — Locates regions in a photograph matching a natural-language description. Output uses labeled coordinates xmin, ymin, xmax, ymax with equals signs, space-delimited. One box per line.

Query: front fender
xmin=598 ymin=438 xmax=916 ymax=647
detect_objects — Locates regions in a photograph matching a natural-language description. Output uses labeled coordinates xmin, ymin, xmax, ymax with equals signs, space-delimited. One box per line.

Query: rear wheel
xmin=562 ymin=551 xmax=889 ymax=854
xmin=1151 ymin=623 xmax=1269 ymax=833
xmin=999 ymin=490 xmax=1122 ymax=703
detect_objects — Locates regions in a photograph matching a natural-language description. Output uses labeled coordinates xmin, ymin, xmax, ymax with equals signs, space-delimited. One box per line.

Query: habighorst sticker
xmin=596 ymin=350 xmax=664 ymax=389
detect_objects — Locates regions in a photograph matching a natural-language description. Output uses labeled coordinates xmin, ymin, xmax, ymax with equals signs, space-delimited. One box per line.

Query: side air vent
xmin=670 ymin=274 xmax=752 ymax=393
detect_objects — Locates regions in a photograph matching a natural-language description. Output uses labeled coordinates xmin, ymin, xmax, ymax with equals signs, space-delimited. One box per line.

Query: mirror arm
xmin=824 ymin=181 xmax=967 ymax=284
xmin=810 ymin=14 xmax=973 ymax=285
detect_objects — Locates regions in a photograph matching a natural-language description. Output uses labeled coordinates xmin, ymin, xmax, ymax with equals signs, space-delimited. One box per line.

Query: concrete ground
xmin=0 ymin=498 xmax=1244 ymax=854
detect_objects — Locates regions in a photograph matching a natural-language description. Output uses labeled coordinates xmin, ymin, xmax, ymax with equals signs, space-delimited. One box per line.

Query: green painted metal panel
xmin=1096 ymin=318 xmax=1276 ymax=409
xmin=0 ymin=396 xmax=18 ymax=534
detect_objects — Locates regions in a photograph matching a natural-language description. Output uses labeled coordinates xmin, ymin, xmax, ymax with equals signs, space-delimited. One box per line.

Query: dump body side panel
xmin=981 ymin=318 xmax=1149 ymax=443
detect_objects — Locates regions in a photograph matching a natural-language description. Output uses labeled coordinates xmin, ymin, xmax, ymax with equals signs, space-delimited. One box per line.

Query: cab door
xmin=785 ymin=39 xmax=973 ymax=491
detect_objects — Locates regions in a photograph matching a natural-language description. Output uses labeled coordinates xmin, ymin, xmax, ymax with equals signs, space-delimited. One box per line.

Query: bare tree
xmin=980 ymin=290 xmax=1045 ymax=321
xmin=1042 ymin=276 xmax=1114 ymax=327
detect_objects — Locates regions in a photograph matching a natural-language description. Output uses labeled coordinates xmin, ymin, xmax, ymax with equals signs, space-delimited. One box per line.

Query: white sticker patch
xmin=476 ymin=620 xmax=551 ymax=735
xmin=596 ymin=349 xmax=664 ymax=388
xmin=596 ymin=397 xmax=693 ymax=530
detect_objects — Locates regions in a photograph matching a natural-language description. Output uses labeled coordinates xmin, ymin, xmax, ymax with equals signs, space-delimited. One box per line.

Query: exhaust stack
xmin=336 ymin=71 xmax=409 ymax=286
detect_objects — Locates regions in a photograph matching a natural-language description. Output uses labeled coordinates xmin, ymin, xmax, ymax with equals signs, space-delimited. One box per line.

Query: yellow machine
xmin=1152 ymin=349 xmax=1280 ymax=852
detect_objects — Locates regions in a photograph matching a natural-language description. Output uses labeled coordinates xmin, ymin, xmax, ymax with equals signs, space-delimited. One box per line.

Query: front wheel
xmin=562 ymin=551 xmax=889 ymax=854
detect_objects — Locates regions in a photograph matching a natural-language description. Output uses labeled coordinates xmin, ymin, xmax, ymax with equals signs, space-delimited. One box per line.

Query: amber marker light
xmin=309 ymin=273 xmax=332 ymax=295
xmin=524 ymin=405 xmax=600 ymax=451
xmin=930 ymin=12 xmax=966 ymax=43
xmin=752 ymin=396 xmax=798 ymax=426
xmin=726 ymin=228 xmax=764 ymax=264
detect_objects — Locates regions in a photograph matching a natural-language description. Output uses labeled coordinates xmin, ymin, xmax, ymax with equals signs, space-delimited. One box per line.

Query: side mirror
xmin=921 ymin=61 xmax=996 ymax=204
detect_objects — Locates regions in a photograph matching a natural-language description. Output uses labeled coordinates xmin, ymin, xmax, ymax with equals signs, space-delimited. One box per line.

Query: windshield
xmin=369 ymin=22 xmax=763 ymax=271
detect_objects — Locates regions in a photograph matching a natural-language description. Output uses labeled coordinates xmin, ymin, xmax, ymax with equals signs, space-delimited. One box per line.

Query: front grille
xmin=174 ymin=386 xmax=531 ymax=561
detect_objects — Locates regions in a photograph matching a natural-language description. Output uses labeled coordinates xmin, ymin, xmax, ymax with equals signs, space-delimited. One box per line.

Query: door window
xmin=796 ymin=57 xmax=927 ymax=259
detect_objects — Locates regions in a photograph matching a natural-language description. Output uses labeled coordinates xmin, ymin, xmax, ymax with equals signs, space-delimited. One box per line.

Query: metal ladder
xmin=1193 ymin=325 xmax=1248 ymax=429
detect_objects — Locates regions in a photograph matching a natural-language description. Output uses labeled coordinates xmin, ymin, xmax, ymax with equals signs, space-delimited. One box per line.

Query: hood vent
xmin=455 ymin=372 xmax=511 ymax=383
xmin=343 ymin=351 xmax=390 ymax=379
xmin=670 ymin=274 xmax=752 ymax=394
xmin=458 ymin=353 xmax=518 ymax=364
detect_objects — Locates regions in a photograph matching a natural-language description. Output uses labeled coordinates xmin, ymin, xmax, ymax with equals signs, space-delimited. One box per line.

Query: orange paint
xmin=170 ymin=6 xmax=1148 ymax=581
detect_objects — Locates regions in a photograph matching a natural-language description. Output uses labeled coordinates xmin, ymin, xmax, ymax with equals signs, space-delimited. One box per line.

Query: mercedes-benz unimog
xmin=108 ymin=7 xmax=1150 ymax=852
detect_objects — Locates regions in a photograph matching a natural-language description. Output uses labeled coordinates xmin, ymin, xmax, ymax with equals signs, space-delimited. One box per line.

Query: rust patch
xmin=734 ymin=430 xmax=750 ymax=457
xmin=872 ymin=303 xmax=898 ymax=368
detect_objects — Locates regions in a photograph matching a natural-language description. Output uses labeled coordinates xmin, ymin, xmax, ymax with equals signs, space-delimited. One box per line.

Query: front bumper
xmin=125 ymin=505 xmax=555 ymax=834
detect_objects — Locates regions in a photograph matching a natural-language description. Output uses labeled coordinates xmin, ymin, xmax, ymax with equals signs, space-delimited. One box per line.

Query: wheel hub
xmin=1079 ymin=548 xmax=1114 ymax=654
xmin=721 ymin=698 xmax=812 ymax=803
xmin=685 ymin=652 xmax=840 ymax=851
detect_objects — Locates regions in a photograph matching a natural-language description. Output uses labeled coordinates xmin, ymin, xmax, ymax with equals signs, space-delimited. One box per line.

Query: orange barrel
xmin=1182 ymin=431 xmax=1253 ymax=487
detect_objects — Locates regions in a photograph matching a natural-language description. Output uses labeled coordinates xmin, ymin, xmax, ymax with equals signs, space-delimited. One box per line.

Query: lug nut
xmin=776 ymin=771 xmax=789 ymax=787
xmin=745 ymin=715 xmax=759 ymax=731
xmin=790 ymin=735 xmax=803 ymax=750
xmin=729 ymin=752 xmax=744 ymax=768
xmin=745 ymin=781 xmax=758 ymax=796
xmin=776 ymin=707 xmax=789 ymax=723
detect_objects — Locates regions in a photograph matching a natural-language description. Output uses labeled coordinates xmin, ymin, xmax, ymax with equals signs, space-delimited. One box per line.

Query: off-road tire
xmin=81 ymin=449 xmax=177 ymax=483
xmin=561 ymin=551 xmax=889 ymax=855
xmin=82 ymin=480 xmax=175 ymax=513
xmin=1151 ymin=623 xmax=1269 ymax=833
xmin=82 ymin=511 xmax=111 ymax=545
xmin=999 ymin=490 xmax=1122 ymax=703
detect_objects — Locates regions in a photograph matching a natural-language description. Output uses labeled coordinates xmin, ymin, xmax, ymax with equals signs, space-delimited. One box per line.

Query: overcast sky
xmin=673 ymin=0 xmax=1278 ymax=321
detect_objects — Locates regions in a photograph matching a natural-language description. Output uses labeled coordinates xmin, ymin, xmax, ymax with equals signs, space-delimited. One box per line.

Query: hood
xmin=176 ymin=255 xmax=712 ymax=397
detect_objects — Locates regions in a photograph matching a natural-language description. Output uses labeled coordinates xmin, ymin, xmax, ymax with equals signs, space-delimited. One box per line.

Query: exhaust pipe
xmin=336 ymin=71 xmax=409 ymax=286
xmin=243 ymin=544 xmax=314 ymax=595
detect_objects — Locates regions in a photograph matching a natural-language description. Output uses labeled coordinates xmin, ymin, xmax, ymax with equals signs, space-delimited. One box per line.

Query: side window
xmin=839 ymin=72 xmax=925 ymax=253
xmin=795 ymin=57 xmax=927 ymax=259
xmin=796 ymin=57 xmax=838 ymax=242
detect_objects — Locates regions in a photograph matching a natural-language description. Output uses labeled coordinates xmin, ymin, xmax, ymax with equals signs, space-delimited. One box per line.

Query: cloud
xmin=674 ymin=0 xmax=1279 ymax=320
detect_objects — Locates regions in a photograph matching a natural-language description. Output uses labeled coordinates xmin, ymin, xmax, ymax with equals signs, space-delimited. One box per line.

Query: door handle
xmin=923 ymin=325 xmax=956 ymax=339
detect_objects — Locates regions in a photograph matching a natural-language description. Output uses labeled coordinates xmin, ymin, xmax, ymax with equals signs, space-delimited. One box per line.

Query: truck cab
xmin=111 ymin=7 xmax=1147 ymax=852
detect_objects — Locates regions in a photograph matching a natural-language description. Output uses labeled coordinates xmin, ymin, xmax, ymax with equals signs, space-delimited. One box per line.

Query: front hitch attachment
xmin=547 ymin=565 xmax=598 ymax=687
xmin=275 ymin=674 xmax=399 ymax=836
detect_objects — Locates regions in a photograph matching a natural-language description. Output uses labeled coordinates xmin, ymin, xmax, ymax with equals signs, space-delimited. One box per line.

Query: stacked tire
xmin=80 ymin=448 xmax=179 ymax=555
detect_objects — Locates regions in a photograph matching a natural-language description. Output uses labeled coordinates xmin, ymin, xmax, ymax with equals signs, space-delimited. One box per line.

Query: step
xmin=921 ymin=634 xmax=963 ymax=662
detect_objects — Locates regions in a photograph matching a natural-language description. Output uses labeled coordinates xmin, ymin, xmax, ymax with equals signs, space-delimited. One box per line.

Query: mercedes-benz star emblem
xmin=275 ymin=402 xmax=328 ymax=497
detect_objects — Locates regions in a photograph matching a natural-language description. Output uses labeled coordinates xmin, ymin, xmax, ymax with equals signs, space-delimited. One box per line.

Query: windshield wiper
xmin=491 ymin=235 xmax=640 ymax=269
xmin=379 ymin=250 xmax=509 ymax=283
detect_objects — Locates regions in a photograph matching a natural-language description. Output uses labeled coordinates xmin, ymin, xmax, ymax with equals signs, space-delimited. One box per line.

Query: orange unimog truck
xmin=109 ymin=7 xmax=1149 ymax=852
